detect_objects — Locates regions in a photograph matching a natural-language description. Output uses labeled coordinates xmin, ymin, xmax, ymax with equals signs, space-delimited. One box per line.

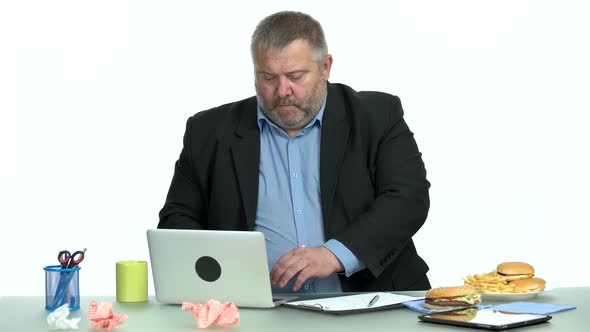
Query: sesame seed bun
xmin=496 ymin=262 xmax=535 ymax=281
xmin=426 ymin=286 xmax=479 ymax=299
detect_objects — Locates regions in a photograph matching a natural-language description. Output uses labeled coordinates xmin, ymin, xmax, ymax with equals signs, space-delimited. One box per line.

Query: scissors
xmin=52 ymin=248 xmax=86 ymax=308
xmin=58 ymin=248 xmax=86 ymax=269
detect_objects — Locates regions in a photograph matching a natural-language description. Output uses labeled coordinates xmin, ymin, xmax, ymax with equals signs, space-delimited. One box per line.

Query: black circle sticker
xmin=194 ymin=256 xmax=221 ymax=282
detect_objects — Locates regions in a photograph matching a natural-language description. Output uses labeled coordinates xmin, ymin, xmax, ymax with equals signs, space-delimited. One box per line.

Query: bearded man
xmin=158 ymin=11 xmax=431 ymax=294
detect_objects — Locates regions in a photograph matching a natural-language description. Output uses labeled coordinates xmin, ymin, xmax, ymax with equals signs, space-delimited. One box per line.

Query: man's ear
xmin=322 ymin=54 xmax=333 ymax=80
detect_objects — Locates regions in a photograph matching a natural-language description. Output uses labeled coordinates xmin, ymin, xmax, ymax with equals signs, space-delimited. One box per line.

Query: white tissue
xmin=47 ymin=304 xmax=81 ymax=330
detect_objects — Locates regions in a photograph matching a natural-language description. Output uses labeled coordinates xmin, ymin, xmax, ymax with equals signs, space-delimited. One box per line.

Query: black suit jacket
xmin=159 ymin=83 xmax=431 ymax=291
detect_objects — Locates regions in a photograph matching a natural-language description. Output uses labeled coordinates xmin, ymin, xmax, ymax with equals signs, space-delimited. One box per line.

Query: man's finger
xmin=292 ymin=267 xmax=314 ymax=291
xmin=278 ymin=260 xmax=307 ymax=288
xmin=270 ymin=252 xmax=298 ymax=285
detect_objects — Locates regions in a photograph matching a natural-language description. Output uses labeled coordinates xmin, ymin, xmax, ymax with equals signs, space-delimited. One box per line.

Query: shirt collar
xmin=257 ymin=93 xmax=327 ymax=133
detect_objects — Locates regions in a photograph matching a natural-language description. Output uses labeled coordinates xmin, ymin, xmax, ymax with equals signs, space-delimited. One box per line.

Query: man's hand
xmin=270 ymin=246 xmax=344 ymax=291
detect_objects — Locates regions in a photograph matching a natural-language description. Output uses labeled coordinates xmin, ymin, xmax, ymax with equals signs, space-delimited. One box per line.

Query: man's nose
xmin=276 ymin=77 xmax=292 ymax=98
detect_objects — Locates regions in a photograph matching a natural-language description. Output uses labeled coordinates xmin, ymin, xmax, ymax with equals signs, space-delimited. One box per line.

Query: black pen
xmin=367 ymin=294 xmax=380 ymax=307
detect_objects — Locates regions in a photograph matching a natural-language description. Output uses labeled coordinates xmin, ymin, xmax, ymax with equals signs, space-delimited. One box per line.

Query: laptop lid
xmin=146 ymin=229 xmax=279 ymax=308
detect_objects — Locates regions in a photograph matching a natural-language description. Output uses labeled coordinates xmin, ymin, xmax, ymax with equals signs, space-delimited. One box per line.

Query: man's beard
xmin=257 ymin=81 xmax=327 ymax=131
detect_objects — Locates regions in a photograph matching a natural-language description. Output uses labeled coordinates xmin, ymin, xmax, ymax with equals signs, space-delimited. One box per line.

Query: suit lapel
xmin=320 ymin=84 xmax=350 ymax=220
xmin=231 ymin=98 xmax=260 ymax=230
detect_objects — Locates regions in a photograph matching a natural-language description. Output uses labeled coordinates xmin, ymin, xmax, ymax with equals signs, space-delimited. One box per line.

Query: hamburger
xmin=496 ymin=262 xmax=535 ymax=281
xmin=425 ymin=286 xmax=481 ymax=310
xmin=508 ymin=277 xmax=546 ymax=292
xmin=430 ymin=307 xmax=478 ymax=322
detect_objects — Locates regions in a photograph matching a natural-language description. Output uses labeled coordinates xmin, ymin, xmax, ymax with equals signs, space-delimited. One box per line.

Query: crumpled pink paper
xmin=182 ymin=300 xmax=240 ymax=328
xmin=87 ymin=301 xmax=128 ymax=330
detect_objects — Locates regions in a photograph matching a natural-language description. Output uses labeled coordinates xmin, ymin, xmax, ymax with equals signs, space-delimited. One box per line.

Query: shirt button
xmin=292 ymin=173 xmax=297 ymax=178
xmin=296 ymin=209 xmax=302 ymax=215
xmin=304 ymin=285 xmax=310 ymax=290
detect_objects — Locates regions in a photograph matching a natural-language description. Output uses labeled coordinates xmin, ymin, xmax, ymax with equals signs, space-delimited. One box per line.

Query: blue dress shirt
xmin=254 ymin=96 xmax=366 ymax=294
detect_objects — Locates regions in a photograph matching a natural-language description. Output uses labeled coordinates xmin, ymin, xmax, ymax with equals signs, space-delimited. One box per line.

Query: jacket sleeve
xmin=158 ymin=116 xmax=207 ymax=230
xmin=334 ymin=95 xmax=430 ymax=278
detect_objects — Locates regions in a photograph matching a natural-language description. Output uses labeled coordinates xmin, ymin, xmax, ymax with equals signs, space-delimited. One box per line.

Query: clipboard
xmin=283 ymin=292 xmax=424 ymax=314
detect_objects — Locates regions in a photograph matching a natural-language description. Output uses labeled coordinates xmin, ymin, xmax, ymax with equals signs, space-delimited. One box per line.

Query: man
xmin=158 ymin=11 xmax=431 ymax=293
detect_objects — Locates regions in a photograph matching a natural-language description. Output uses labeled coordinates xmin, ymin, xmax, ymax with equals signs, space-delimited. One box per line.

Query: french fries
xmin=463 ymin=271 xmax=530 ymax=293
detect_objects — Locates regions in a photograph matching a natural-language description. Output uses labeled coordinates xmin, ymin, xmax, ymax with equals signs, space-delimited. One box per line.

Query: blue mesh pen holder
xmin=44 ymin=265 xmax=81 ymax=311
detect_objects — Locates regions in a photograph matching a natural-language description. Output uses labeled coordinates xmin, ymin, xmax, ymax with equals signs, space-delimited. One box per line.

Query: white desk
xmin=0 ymin=288 xmax=587 ymax=331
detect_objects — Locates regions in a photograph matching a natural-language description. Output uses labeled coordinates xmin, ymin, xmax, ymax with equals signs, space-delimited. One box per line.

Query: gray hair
xmin=251 ymin=11 xmax=328 ymax=64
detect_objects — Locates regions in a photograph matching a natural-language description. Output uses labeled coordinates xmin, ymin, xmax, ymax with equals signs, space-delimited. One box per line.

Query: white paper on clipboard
xmin=283 ymin=292 xmax=424 ymax=313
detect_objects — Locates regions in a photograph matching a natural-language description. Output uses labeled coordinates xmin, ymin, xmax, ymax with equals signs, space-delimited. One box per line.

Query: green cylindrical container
xmin=116 ymin=260 xmax=148 ymax=302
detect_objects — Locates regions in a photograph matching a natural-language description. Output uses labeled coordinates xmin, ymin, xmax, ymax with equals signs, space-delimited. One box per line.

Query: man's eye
xmin=289 ymin=74 xmax=303 ymax=81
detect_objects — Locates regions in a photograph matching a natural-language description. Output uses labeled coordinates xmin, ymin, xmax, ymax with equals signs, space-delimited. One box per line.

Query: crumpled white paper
xmin=47 ymin=304 xmax=81 ymax=330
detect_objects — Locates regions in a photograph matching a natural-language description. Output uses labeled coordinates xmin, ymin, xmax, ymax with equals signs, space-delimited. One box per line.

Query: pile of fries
xmin=463 ymin=271 xmax=531 ymax=293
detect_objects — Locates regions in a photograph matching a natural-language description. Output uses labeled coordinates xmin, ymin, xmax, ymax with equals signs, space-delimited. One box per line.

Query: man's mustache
xmin=272 ymin=98 xmax=300 ymax=109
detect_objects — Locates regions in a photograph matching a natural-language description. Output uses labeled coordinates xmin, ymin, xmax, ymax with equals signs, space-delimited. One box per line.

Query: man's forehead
xmin=256 ymin=38 xmax=311 ymax=53
xmin=255 ymin=40 xmax=315 ymax=69
xmin=256 ymin=39 xmax=314 ymax=59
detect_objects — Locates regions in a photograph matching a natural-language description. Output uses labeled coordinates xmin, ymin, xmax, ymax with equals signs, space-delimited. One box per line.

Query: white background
xmin=1 ymin=0 xmax=589 ymax=296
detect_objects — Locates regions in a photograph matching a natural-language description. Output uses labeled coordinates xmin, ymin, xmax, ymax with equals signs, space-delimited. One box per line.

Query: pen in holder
xmin=44 ymin=265 xmax=81 ymax=311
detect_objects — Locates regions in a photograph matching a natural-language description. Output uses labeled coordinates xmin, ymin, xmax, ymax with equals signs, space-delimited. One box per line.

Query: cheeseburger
xmin=496 ymin=262 xmax=535 ymax=281
xmin=508 ymin=277 xmax=546 ymax=292
xmin=425 ymin=286 xmax=481 ymax=310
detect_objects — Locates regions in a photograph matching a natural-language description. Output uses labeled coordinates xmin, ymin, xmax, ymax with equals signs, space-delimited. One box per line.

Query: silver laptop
xmin=146 ymin=229 xmax=293 ymax=308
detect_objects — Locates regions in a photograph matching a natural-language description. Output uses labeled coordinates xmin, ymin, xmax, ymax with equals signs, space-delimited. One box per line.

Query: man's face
xmin=254 ymin=39 xmax=332 ymax=135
